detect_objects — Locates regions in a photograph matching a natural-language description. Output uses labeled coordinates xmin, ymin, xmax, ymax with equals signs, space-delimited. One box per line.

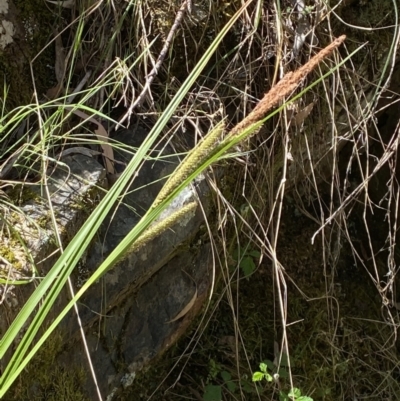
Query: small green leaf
xmin=203 ymin=384 xmax=222 ymax=401
xmin=209 ymin=359 xmax=221 ymax=379
xmin=220 ymin=371 xmax=231 ymax=382
xmin=259 ymin=362 xmax=268 ymax=373
xmin=239 ymin=204 xmax=250 ymax=217
xmin=265 ymin=373 xmax=273 ymax=382
xmin=242 ymin=380 xmax=255 ymax=394
xmin=226 ymin=380 xmax=237 ymax=393
xmin=232 ymin=247 xmax=240 ymax=260
xmin=252 ymin=372 xmax=265 ymax=382
xmin=221 ymin=369 xmax=236 ymax=392
xmin=279 ymin=391 xmax=289 ymax=401
xmin=248 ymin=250 xmax=261 ymax=258
xmin=278 ymin=367 xmax=289 ymax=378
xmin=240 ymin=255 xmax=256 ymax=276
xmin=288 ymin=388 xmax=301 ymax=398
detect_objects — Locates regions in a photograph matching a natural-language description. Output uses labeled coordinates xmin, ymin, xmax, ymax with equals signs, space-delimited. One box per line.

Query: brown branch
xmin=120 ymin=0 xmax=189 ymax=127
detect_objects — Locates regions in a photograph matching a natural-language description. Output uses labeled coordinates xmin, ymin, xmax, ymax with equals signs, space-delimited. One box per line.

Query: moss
xmin=2 ymin=186 xmax=48 ymax=240
xmin=69 ymin=192 xmax=97 ymax=215
xmin=0 ymin=0 xmax=56 ymax=109
xmin=0 ymin=245 xmax=22 ymax=270
xmin=36 ymin=214 xmax=51 ymax=229
xmin=7 ymin=331 xmax=90 ymax=401
xmin=7 ymin=185 xmax=42 ymax=207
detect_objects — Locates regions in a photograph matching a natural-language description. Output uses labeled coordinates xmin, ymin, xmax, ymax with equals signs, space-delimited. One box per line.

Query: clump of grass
xmin=1 ymin=0 xmax=400 ymax=400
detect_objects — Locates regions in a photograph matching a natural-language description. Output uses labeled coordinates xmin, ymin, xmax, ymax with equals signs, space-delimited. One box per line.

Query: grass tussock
xmin=1 ymin=0 xmax=400 ymax=400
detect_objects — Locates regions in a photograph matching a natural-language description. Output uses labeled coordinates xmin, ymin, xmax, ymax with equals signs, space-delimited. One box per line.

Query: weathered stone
xmin=59 ymin=126 xmax=213 ymax=398
xmin=0 ymin=153 xmax=107 ymax=341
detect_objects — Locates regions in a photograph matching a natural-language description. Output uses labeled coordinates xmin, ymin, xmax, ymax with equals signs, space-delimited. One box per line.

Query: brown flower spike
xmin=227 ymin=35 xmax=346 ymax=138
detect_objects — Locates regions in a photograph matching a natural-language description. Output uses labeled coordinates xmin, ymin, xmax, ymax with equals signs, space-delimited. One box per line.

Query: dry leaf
xmin=0 ymin=146 xmax=25 ymax=179
xmin=46 ymin=82 xmax=63 ymax=100
xmin=59 ymin=105 xmax=116 ymax=174
xmin=46 ymin=0 xmax=75 ymax=8
xmin=94 ymin=125 xmax=115 ymax=174
xmin=166 ymin=288 xmax=198 ymax=323
xmin=294 ymin=101 xmax=315 ymax=126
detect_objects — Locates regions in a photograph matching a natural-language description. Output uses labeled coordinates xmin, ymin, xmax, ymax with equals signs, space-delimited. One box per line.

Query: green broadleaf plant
xmin=203 ymin=384 xmax=222 ymax=401
xmin=252 ymin=363 xmax=313 ymax=401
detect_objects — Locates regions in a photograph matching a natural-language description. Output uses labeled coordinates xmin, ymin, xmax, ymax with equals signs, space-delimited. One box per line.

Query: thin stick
xmin=120 ymin=0 xmax=189 ymax=126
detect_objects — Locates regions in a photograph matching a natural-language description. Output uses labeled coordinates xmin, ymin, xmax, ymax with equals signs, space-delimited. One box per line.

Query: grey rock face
xmin=0 ymin=153 xmax=107 ymax=336
xmin=69 ymin=126 xmax=213 ymax=399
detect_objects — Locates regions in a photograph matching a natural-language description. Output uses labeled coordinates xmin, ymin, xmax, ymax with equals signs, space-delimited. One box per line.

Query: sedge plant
xmin=0 ymin=5 xmax=361 ymax=399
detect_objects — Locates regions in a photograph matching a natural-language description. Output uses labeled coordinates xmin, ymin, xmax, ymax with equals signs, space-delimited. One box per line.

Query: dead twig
xmin=119 ymin=0 xmax=190 ymax=127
